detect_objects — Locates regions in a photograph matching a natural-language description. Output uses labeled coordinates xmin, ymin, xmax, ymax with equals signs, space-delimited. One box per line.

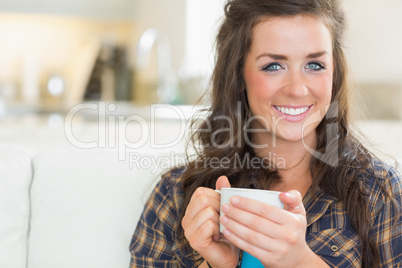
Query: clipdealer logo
xmin=64 ymin=101 xmax=340 ymax=168
xmin=64 ymin=102 xmax=189 ymax=161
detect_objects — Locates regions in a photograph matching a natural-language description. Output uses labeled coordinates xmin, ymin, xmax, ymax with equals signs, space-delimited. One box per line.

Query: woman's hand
xmin=181 ymin=176 xmax=239 ymax=268
xmin=220 ymin=190 xmax=322 ymax=267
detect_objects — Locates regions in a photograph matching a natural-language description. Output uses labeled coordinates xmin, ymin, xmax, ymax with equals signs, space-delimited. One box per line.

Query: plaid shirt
xmin=129 ymin=163 xmax=402 ymax=267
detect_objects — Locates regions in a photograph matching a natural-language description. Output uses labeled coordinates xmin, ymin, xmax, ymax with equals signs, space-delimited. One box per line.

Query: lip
xmin=273 ymin=105 xmax=313 ymax=122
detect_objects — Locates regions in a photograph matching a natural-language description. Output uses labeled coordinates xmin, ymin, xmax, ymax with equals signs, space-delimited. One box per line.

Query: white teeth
xmin=289 ymin=108 xmax=295 ymax=115
xmin=275 ymin=106 xmax=309 ymax=116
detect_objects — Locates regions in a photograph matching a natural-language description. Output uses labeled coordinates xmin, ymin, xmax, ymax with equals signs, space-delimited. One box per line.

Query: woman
xmin=130 ymin=0 xmax=401 ymax=267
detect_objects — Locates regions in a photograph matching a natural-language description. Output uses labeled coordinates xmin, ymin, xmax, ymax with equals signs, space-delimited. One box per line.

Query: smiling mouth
xmin=274 ymin=105 xmax=312 ymax=116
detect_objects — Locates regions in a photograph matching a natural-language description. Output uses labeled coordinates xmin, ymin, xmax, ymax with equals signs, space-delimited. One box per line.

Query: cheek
xmin=245 ymin=72 xmax=278 ymax=100
xmin=313 ymin=75 xmax=333 ymax=103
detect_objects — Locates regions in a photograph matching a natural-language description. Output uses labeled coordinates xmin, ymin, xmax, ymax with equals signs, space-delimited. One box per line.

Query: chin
xmin=275 ymin=132 xmax=304 ymax=143
xmin=276 ymin=128 xmax=315 ymax=143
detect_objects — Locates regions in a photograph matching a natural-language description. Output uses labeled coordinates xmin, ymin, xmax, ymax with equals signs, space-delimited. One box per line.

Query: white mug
xmin=215 ymin=187 xmax=284 ymax=232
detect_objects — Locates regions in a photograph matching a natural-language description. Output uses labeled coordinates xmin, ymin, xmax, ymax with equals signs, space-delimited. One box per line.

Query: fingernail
xmin=221 ymin=216 xmax=228 ymax=224
xmin=222 ymin=204 xmax=230 ymax=213
xmin=223 ymin=228 xmax=231 ymax=237
xmin=231 ymin=197 xmax=240 ymax=205
xmin=284 ymin=192 xmax=294 ymax=198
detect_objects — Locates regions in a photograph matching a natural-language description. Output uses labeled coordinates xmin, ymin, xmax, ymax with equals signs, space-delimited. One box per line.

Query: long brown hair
xmin=177 ymin=1 xmax=390 ymax=267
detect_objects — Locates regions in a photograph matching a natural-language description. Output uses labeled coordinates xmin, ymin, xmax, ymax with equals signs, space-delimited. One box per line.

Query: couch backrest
xmin=0 ymin=144 xmax=35 ymax=268
xmin=395 ymin=159 xmax=402 ymax=173
xmin=27 ymin=147 xmax=175 ymax=268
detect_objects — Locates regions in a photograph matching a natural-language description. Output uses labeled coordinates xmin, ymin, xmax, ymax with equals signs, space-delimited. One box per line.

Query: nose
xmin=283 ymin=70 xmax=308 ymax=98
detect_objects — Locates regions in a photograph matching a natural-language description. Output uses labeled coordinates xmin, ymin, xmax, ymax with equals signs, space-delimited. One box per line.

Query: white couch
xmin=0 ymin=143 xmax=181 ymax=268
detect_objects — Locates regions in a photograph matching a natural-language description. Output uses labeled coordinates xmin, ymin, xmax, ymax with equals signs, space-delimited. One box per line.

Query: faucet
xmin=136 ymin=28 xmax=173 ymax=103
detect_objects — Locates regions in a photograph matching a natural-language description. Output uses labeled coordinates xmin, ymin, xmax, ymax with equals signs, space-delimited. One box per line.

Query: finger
xmin=228 ymin=196 xmax=292 ymax=225
xmin=216 ymin=175 xmax=231 ymax=190
xmin=221 ymin=214 xmax=278 ymax=251
xmin=279 ymin=190 xmax=306 ymax=216
xmin=185 ymin=193 xmax=220 ymax=225
xmin=221 ymin=204 xmax=284 ymax=239
xmin=222 ymin=226 xmax=280 ymax=261
xmin=189 ymin=218 xmax=221 ymax=249
xmin=185 ymin=187 xmax=220 ymax=220
xmin=187 ymin=205 xmax=220 ymax=241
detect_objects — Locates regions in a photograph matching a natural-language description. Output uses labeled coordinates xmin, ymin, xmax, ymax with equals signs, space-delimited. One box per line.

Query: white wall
xmin=344 ymin=0 xmax=402 ymax=84
xmin=132 ymin=0 xmax=186 ymax=77
xmin=184 ymin=0 xmax=225 ymax=77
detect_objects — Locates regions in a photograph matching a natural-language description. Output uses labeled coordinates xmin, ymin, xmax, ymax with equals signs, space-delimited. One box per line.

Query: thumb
xmin=215 ymin=175 xmax=231 ymax=190
xmin=279 ymin=190 xmax=305 ymax=216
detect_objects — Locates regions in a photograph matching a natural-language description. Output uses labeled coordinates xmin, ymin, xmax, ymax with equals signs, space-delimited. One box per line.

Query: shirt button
xmin=331 ymin=245 xmax=339 ymax=252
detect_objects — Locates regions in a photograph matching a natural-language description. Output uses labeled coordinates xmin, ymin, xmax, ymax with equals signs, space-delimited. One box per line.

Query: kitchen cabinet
xmin=0 ymin=0 xmax=134 ymax=20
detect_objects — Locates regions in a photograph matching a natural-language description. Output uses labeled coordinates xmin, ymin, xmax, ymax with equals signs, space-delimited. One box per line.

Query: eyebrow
xmin=256 ymin=51 xmax=329 ymax=61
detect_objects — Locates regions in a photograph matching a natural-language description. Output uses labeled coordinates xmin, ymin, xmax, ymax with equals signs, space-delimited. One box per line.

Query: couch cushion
xmin=28 ymin=148 xmax=175 ymax=268
xmin=0 ymin=144 xmax=35 ymax=268
xmin=395 ymin=159 xmax=402 ymax=173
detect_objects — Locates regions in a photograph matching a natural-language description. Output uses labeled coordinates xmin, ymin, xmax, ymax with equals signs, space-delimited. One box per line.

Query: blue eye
xmin=262 ymin=63 xmax=282 ymax=72
xmin=306 ymin=62 xmax=325 ymax=71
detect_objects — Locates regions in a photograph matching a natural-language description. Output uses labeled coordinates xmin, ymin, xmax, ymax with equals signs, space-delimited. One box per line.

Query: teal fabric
xmin=241 ymin=252 xmax=264 ymax=268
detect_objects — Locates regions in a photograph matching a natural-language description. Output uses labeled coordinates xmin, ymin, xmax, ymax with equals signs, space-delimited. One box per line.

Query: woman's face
xmin=244 ymin=15 xmax=334 ymax=146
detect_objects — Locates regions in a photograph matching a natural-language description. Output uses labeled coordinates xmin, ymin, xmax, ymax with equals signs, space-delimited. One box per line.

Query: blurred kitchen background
xmin=0 ymin=0 xmax=401 ymax=159
xmin=0 ymin=0 xmax=225 ymax=108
